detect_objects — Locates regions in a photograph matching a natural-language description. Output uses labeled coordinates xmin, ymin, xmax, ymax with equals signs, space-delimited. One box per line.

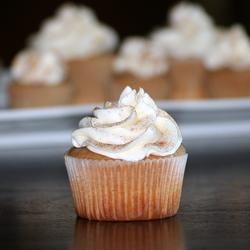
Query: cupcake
xmin=204 ymin=25 xmax=250 ymax=98
xmin=8 ymin=49 xmax=73 ymax=108
xmin=29 ymin=3 xmax=119 ymax=104
xmin=107 ymin=37 xmax=171 ymax=101
xmin=64 ymin=86 xmax=187 ymax=221
xmin=150 ymin=2 xmax=217 ymax=99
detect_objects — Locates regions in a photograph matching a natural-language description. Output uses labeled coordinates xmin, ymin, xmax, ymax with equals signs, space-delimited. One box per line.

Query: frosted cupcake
xmin=9 ymin=49 xmax=73 ymax=108
xmin=29 ymin=3 xmax=119 ymax=104
xmin=108 ymin=37 xmax=171 ymax=101
xmin=64 ymin=86 xmax=187 ymax=221
xmin=204 ymin=25 xmax=250 ymax=98
xmin=150 ymin=2 xmax=217 ymax=99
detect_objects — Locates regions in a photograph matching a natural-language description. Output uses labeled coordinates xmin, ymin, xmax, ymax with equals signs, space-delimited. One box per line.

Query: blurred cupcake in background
xmin=108 ymin=36 xmax=171 ymax=101
xmin=29 ymin=2 xmax=119 ymax=104
xmin=150 ymin=2 xmax=217 ymax=99
xmin=9 ymin=49 xmax=73 ymax=108
xmin=204 ymin=25 xmax=250 ymax=98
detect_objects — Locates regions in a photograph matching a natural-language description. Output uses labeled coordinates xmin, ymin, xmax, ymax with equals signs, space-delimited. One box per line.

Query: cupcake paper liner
xmin=207 ymin=69 xmax=250 ymax=98
xmin=169 ymin=58 xmax=207 ymax=99
xmin=9 ymin=82 xmax=73 ymax=108
xmin=64 ymin=153 xmax=187 ymax=221
xmin=67 ymin=53 xmax=114 ymax=104
xmin=107 ymin=73 xmax=171 ymax=102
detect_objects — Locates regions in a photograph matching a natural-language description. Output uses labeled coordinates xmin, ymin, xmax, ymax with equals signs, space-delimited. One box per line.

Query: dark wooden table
xmin=1 ymin=146 xmax=250 ymax=250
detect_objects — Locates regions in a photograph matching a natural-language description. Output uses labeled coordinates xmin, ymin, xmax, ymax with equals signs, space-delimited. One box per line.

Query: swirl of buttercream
xmin=11 ymin=49 xmax=66 ymax=85
xmin=72 ymin=86 xmax=182 ymax=161
xmin=203 ymin=25 xmax=250 ymax=71
xmin=169 ymin=2 xmax=214 ymax=35
xmin=150 ymin=2 xmax=217 ymax=59
xmin=28 ymin=3 xmax=118 ymax=60
xmin=113 ymin=37 xmax=169 ymax=78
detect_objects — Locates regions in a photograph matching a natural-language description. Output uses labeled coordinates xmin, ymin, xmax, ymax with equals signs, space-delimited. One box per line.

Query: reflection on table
xmin=73 ymin=216 xmax=185 ymax=250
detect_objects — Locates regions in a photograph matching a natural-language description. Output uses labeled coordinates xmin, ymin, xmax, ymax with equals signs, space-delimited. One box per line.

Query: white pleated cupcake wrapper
xmin=64 ymin=154 xmax=188 ymax=221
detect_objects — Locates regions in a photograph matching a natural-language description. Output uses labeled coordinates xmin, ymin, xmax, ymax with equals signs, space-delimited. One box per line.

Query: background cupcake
xmin=29 ymin=2 xmax=119 ymax=104
xmin=150 ymin=2 xmax=217 ymax=100
xmin=9 ymin=49 xmax=73 ymax=108
xmin=64 ymin=86 xmax=187 ymax=221
xmin=108 ymin=36 xmax=171 ymax=101
xmin=204 ymin=24 xmax=250 ymax=98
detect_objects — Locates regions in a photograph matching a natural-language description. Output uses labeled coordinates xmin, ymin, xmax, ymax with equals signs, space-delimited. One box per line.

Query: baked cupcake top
xmin=113 ymin=37 xmax=169 ymax=79
xmin=72 ymin=86 xmax=183 ymax=161
xmin=28 ymin=3 xmax=119 ymax=61
xmin=150 ymin=2 xmax=217 ymax=59
xmin=203 ymin=25 xmax=250 ymax=71
xmin=11 ymin=49 xmax=67 ymax=85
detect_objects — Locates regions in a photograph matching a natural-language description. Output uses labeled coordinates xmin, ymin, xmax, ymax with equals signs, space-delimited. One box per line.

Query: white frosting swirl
xmin=150 ymin=2 xmax=217 ymax=59
xmin=29 ymin=3 xmax=118 ymax=60
xmin=169 ymin=2 xmax=214 ymax=36
xmin=72 ymin=86 xmax=182 ymax=161
xmin=113 ymin=37 xmax=169 ymax=78
xmin=204 ymin=25 xmax=250 ymax=71
xmin=11 ymin=49 xmax=66 ymax=85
